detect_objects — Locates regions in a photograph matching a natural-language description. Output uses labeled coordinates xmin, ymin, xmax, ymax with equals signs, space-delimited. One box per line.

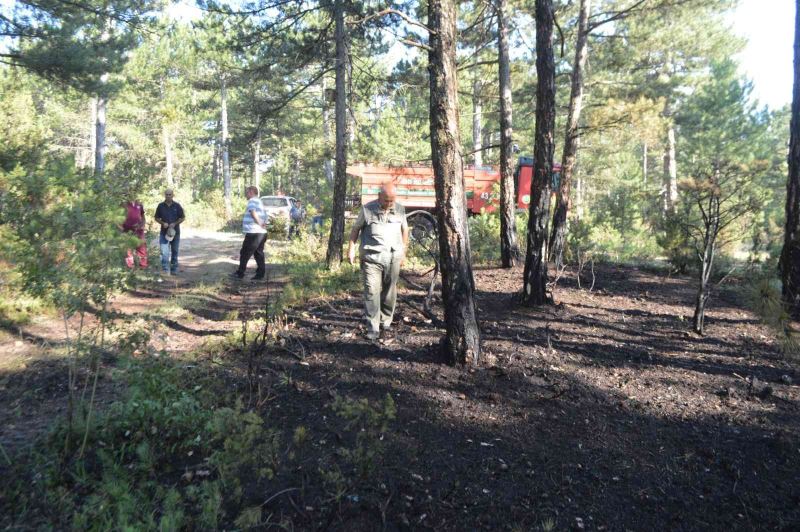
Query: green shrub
xmin=274 ymin=232 xmax=359 ymax=311
xmin=746 ymin=275 xmax=800 ymax=357
xmin=330 ymin=393 xmax=396 ymax=479
xmin=465 ymin=211 xmax=529 ymax=266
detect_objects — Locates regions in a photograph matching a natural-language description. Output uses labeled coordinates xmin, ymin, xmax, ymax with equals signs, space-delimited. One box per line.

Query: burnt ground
xmin=254 ymin=264 xmax=800 ymax=530
xmin=2 ymin=253 xmax=799 ymax=530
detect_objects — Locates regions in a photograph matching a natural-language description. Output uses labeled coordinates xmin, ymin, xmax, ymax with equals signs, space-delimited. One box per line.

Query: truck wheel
xmin=408 ymin=212 xmax=436 ymax=243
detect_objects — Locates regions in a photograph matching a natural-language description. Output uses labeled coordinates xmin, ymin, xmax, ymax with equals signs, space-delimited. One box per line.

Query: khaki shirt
xmin=353 ymin=200 xmax=408 ymax=258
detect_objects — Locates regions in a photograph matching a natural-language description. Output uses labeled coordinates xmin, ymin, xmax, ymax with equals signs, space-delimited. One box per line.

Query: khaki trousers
xmin=361 ymin=252 xmax=402 ymax=334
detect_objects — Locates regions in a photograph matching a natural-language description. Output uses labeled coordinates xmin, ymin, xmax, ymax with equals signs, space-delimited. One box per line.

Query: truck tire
xmin=407 ymin=211 xmax=437 ymax=243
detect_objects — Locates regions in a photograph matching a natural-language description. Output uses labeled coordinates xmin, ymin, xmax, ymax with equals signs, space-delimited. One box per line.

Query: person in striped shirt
xmin=232 ymin=186 xmax=268 ymax=280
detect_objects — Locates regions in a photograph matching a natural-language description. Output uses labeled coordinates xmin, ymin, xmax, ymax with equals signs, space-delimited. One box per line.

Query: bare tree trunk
xmin=642 ymin=141 xmax=648 ymax=184
xmin=497 ymin=0 xmax=519 ymax=268
xmin=163 ymin=123 xmax=174 ymax=187
xmin=548 ymin=0 xmax=591 ymax=267
xmin=212 ymin=133 xmax=220 ymax=184
xmin=253 ymin=128 xmax=262 ymax=190
xmin=781 ymin=0 xmax=800 ymax=317
xmin=221 ymin=78 xmax=232 ymax=219
xmin=428 ymin=0 xmax=481 ymax=365
xmin=693 ymin=243 xmax=715 ymax=335
xmin=521 ymin=0 xmax=556 ymax=306
xmin=472 ymin=78 xmax=483 ymax=168
xmin=322 ymin=77 xmax=335 ymax=184
xmin=663 ymin=123 xmax=678 ymax=213
xmin=86 ymin=98 xmax=97 ymax=170
xmin=326 ymin=0 xmax=349 ymax=268
xmin=94 ymin=95 xmax=107 ymax=176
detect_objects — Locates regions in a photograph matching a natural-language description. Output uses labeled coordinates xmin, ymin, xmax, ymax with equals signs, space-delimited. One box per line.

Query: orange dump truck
xmin=346 ymin=159 xmax=561 ymax=237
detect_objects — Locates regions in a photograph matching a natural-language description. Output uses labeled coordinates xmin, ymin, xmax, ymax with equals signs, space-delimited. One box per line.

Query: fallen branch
xmin=260 ymin=487 xmax=299 ymax=508
xmin=423 ymin=262 xmax=439 ymax=320
xmin=404 ymin=299 xmax=444 ymax=328
xmin=276 ymin=344 xmax=305 ymax=360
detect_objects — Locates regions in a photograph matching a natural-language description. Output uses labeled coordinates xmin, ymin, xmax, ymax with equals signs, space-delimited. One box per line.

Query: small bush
xmin=747 ymin=275 xmax=800 ymax=357
xmin=273 ymin=232 xmax=359 ymax=312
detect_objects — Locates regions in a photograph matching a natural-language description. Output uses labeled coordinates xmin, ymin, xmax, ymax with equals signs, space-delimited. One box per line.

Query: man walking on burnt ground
xmin=348 ymin=182 xmax=409 ymax=341
xmin=232 ymin=185 xmax=268 ymax=281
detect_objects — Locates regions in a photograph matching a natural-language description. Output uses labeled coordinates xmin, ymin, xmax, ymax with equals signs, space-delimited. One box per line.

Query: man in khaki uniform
xmin=348 ymin=183 xmax=409 ymax=340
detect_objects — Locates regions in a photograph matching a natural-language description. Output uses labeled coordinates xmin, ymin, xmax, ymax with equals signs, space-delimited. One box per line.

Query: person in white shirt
xmin=232 ymin=186 xmax=268 ymax=280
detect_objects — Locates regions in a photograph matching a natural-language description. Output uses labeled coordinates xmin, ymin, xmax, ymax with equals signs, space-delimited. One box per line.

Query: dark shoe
xmin=251 ymin=274 xmax=265 ymax=281
xmin=230 ymin=271 xmax=244 ymax=279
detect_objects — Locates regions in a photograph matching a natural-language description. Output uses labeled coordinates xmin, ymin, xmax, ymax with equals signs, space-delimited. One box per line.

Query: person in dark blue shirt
xmin=154 ymin=189 xmax=185 ymax=276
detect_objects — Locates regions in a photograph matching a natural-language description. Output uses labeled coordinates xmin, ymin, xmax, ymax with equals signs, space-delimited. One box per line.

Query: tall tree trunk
xmin=497 ymin=0 xmax=519 ymax=267
xmin=642 ymin=141 xmax=648 ymax=184
xmin=663 ymin=122 xmax=678 ymax=213
xmin=212 ymin=133 xmax=220 ymax=184
xmin=781 ymin=0 xmax=800 ymax=317
xmin=472 ymin=78 xmax=483 ymax=167
xmin=326 ymin=0 xmax=349 ymax=268
xmin=428 ymin=0 xmax=481 ymax=365
xmin=87 ymin=98 xmax=97 ymax=170
xmin=548 ymin=0 xmax=591 ymax=267
xmin=221 ymin=78 xmax=232 ymax=219
xmin=521 ymin=0 xmax=556 ymax=305
xmin=253 ymin=128 xmax=262 ymax=190
xmin=163 ymin=123 xmax=174 ymax=187
xmin=322 ymin=77 xmax=335 ymax=184
xmin=94 ymin=95 xmax=107 ymax=176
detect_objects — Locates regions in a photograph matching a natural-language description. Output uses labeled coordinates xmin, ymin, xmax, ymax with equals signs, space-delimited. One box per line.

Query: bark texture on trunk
xmin=521 ymin=0 xmax=555 ymax=305
xmin=87 ymin=98 xmax=97 ymax=170
xmin=663 ymin=124 xmax=678 ymax=213
xmin=642 ymin=141 xmax=648 ymax=184
xmin=497 ymin=0 xmax=519 ymax=268
xmin=326 ymin=0 xmax=349 ymax=268
xmin=94 ymin=95 xmax=107 ymax=176
xmin=428 ymin=0 xmax=481 ymax=365
xmin=548 ymin=0 xmax=590 ymax=267
xmin=221 ymin=78 xmax=232 ymax=219
xmin=781 ymin=0 xmax=800 ymax=317
xmin=212 ymin=130 xmax=220 ymax=184
xmin=693 ymin=190 xmax=720 ymax=335
xmin=472 ymin=78 xmax=483 ymax=168
xmin=253 ymin=128 xmax=261 ymax=190
xmin=693 ymin=250 xmax=714 ymax=335
xmin=322 ymin=77 xmax=335 ymax=184
xmin=163 ymin=123 xmax=174 ymax=187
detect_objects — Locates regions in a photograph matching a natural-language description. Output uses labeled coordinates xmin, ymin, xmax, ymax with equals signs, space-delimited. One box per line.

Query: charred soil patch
xmin=252 ymin=263 xmax=800 ymax=530
xmin=3 ymin=261 xmax=799 ymax=530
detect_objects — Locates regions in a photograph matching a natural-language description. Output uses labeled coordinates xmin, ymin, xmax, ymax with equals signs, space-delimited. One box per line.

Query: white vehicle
xmin=260 ymin=195 xmax=297 ymax=220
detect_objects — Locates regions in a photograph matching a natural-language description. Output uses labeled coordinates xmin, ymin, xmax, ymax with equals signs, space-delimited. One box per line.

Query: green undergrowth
xmin=746 ymin=274 xmax=800 ymax=358
xmin=273 ymin=232 xmax=359 ymax=311
xmin=0 ymin=288 xmax=53 ymax=328
xmin=0 ymin=348 xmax=396 ymax=530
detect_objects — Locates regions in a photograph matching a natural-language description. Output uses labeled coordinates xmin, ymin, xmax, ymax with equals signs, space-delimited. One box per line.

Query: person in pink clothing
xmin=122 ymin=198 xmax=148 ymax=269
